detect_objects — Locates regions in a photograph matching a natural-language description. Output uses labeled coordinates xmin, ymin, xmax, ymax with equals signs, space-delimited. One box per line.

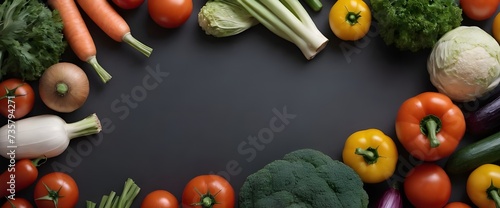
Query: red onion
xmin=377 ymin=184 xmax=402 ymax=208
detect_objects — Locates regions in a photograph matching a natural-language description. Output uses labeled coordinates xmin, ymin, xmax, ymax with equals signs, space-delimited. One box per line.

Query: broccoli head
xmin=371 ymin=0 xmax=462 ymax=52
xmin=238 ymin=149 xmax=369 ymax=208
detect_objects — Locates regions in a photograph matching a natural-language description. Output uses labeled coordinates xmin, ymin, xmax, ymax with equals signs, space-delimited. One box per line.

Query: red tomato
xmin=0 ymin=78 xmax=34 ymax=120
xmin=182 ymin=175 xmax=235 ymax=208
xmin=1 ymin=198 xmax=33 ymax=208
xmin=460 ymin=0 xmax=500 ymax=21
xmin=404 ymin=163 xmax=451 ymax=208
xmin=148 ymin=0 xmax=192 ymax=28
xmin=112 ymin=0 xmax=145 ymax=9
xmin=443 ymin=202 xmax=472 ymax=208
xmin=0 ymin=158 xmax=45 ymax=198
xmin=141 ymin=190 xmax=179 ymax=208
xmin=33 ymin=172 xmax=79 ymax=208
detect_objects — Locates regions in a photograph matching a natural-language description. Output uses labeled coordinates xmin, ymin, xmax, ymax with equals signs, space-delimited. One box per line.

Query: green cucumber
xmin=303 ymin=0 xmax=322 ymax=12
xmin=445 ymin=130 xmax=500 ymax=174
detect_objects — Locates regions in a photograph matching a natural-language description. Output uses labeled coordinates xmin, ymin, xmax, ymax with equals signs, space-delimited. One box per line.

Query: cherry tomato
xmin=443 ymin=202 xmax=472 ymax=208
xmin=460 ymin=0 xmax=499 ymax=21
xmin=33 ymin=172 xmax=79 ymax=208
xmin=148 ymin=0 xmax=193 ymax=28
xmin=141 ymin=190 xmax=179 ymax=208
xmin=182 ymin=175 xmax=235 ymax=208
xmin=328 ymin=0 xmax=371 ymax=41
xmin=0 ymin=158 xmax=45 ymax=198
xmin=112 ymin=0 xmax=145 ymax=9
xmin=404 ymin=163 xmax=451 ymax=208
xmin=0 ymin=78 xmax=34 ymax=120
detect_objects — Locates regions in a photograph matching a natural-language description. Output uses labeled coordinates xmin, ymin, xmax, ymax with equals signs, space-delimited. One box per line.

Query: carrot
xmin=47 ymin=0 xmax=112 ymax=83
xmin=76 ymin=0 xmax=153 ymax=57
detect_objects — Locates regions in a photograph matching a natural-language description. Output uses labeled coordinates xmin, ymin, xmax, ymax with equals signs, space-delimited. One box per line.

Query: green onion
xmin=86 ymin=178 xmax=140 ymax=208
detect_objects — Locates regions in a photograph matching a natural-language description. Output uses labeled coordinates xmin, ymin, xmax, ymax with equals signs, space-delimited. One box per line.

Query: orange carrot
xmin=76 ymin=0 xmax=153 ymax=57
xmin=47 ymin=0 xmax=112 ymax=83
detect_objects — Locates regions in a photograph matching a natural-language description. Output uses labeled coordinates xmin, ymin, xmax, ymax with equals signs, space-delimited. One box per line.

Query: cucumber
xmin=445 ymin=130 xmax=500 ymax=174
xmin=303 ymin=0 xmax=322 ymax=12
xmin=465 ymin=94 xmax=500 ymax=136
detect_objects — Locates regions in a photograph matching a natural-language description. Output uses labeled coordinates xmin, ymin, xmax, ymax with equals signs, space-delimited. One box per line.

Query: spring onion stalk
xmin=237 ymin=0 xmax=328 ymax=60
xmin=0 ymin=113 xmax=102 ymax=159
xmin=86 ymin=178 xmax=140 ymax=208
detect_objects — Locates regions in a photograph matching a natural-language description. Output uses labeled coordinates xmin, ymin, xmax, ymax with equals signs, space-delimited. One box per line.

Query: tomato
xmin=404 ymin=163 xmax=451 ymax=208
xmin=443 ymin=202 xmax=472 ymax=208
xmin=1 ymin=198 xmax=33 ymax=208
xmin=0 ymin=78 xmax=34 ymax=120
xmin=460 ymin=0 xmax=499 ymax=21
xmin=182 ymin=175 xmax=234 ymax=208
xmin=141 ymin=190 xmax=179 ymax=208
xmin=33 ymin=172 xmax=79 ymax=208
xmin=0 ymin=158 xmax=45 ymax=198
xmin=112 ymin=0 xmax=145 ymax=9
xmin=493 ymin=12 xmax=500 ymax=43
xmin=328 ymin=0 xmax=371 ymax=41
xmin=148 ymin=0 xmax=193 ymax=28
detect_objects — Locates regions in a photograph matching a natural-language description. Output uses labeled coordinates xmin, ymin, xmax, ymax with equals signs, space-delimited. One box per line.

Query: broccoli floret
xmin=239 ymin=149 xmax=369 ymax=208
xmin=371 ymin=0 xmax=462 ymax=52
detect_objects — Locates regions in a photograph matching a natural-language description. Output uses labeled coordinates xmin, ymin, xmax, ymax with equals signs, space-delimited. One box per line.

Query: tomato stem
xmin=35 ymin=183 xmax=63 ymax=208
xmin=420 ymin=115 xmax=442 ymax=148
xmin=32 ymin=156 xmax=47 ymax=167
xmin=344 ymin=6 xmax=361 ymax=26
xmin=0 ymin=83 xmax=26 ymax=100
xmin=192 ymin=187 xmax=221 ymax=208
xmin=355 ymin=147 xmax=379 ymax=164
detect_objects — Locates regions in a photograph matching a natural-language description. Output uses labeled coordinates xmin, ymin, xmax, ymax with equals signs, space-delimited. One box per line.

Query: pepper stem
xmin=420 ymin=115 xmax=442 ymax=148
xmin=489 ymin=189 xmax=500 ymax=208
xmin=487 ymin=180 xmax=500 ymax=208
xmin=355 ymin=147 xmax=379 ymax=164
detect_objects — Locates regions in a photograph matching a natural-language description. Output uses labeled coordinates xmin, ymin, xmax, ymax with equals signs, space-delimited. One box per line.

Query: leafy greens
xmin=0 ymin=0 xmax=66 ymax=81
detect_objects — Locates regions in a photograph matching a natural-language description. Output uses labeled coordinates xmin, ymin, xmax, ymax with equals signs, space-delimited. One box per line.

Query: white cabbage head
xmin=427 ymin=26 xmax=500 ymax=102
xmin=198 ymin=0 xmax=259 ymax=38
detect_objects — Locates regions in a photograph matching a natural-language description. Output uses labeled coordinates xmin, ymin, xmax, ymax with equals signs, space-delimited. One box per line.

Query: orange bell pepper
xmin=342 ymin=129 xmax=398 ymax=183
xmin=467 ymin=164 xmax=500 ymax=208
xmin=395 ymin=92 xmax=465 ymax=161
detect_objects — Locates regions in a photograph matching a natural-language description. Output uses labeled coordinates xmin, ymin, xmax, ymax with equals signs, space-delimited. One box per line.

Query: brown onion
xmin=39 ymin=62 xmax=90 ymax=113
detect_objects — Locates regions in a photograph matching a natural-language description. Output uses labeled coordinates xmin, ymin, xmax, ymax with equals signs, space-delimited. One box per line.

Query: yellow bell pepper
xmin=342 ymin=128 xmax=398 ymax=183
xmin=467 ymin=164 xmax=500 ymax=208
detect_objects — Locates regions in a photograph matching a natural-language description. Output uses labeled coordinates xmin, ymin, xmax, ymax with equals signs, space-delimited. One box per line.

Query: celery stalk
xmin=260 ymin=0 xmax=327 ymax=51
xmin=238 ymin=0 xmax=328 ymax=60
xmin=238 ymin=0 xmax=316 ymax=59
xmin=284 ymin=0 xmax=318 ymax=32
